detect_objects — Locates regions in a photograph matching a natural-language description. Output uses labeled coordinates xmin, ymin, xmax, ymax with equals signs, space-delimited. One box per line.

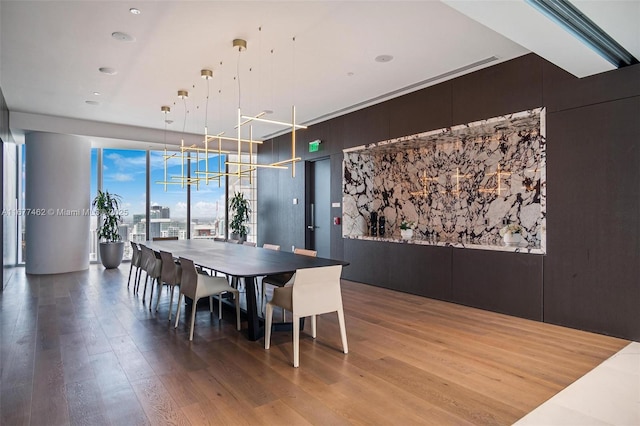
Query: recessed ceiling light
xmin=99 ymin=67 xmax=117 ymax=75
xmin=93 ymin=91 xmax=101 ymax=96
xmin=112 ymin=31 xmax=136 ymax=42
xmin=375 ymin=54 xmax=394 ymax=63
xmin=85 ymin=100 xmax=100 ymax=106
xmin=129 ymin=8 xmax=141 ymax=15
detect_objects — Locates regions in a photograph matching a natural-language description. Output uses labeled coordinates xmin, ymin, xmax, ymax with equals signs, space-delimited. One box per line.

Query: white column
xmin=25 ymin=132 xmax=90 ymax=274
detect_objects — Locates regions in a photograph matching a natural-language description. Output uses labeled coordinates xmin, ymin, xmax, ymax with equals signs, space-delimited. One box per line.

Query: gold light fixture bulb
xmin=201 ymin=69 xmax=213 ymax=79
xmin=233 ymin=38 xmax=247 ymax=51
xmin=161 ymin=105 xmax=171 ymax=113
xmin=177 ymin=90 xmax=189 ymax=99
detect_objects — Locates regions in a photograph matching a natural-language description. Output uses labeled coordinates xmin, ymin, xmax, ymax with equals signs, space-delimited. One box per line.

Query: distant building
xmin=150 ymin=205 xmax=170 ymax=219
xmin=193 ymin=223 xmax=215 ymax=238
xmin=118 ymin=224 xmax=129 ymax=242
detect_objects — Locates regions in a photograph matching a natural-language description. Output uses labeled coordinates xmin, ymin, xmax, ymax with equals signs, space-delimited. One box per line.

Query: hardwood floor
xmin=0 ymin=265 xmax=629 ymax=425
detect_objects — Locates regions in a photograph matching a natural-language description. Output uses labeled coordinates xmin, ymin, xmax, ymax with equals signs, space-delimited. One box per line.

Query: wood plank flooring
xmin=0 ymin=265 xmax=629 ymax=425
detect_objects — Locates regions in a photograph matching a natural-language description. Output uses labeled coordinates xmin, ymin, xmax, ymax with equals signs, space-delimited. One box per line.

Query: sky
xmin=100 ymin=148 xmax=226 ymax=221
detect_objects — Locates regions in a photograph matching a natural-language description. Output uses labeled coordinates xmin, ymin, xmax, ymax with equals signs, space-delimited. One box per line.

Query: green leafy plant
xmin=499 ymin=223 xmax=523 ymax=236
xmin=229 ymin=192 xmax=251 ymax=237
xmin=400 ymin=221 xmax=414 ymax=230
xmin=92 ymin=190 xmax=123 ymax=243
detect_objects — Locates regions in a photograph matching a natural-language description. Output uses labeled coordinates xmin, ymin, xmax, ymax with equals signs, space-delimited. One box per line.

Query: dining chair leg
xmin=189 ymin=301 xmax=198 ymax=341
xmin=337 ymin=307 xmax=349 ymax=354
xmin=148 ymin=278 xmax=156 ymax=308
xmin=168 ymin=286 xmax=176 ymax=321
xmin=127 ymin=264 xmax=134 ymax=288
xmin=142 ymin=274 xmax=149 ymax=301
xmin=174 ymin=293 xmax=183 ymax=329
xmin=134 ymin=268 xmax=141 ymax=293
xmin=264 ymin=304 xmax=273 ymax=349
xmin=311 ymin=314 xmax=317 ymax=339
xmin=154 ymin=281 xmax=163 ymax=312
xmin=293 ymin=314 xmax=301 ymax=368
xmin=209 ymin=296 xmax=213 ymax=313
xmin=218 ymin=294 xmax=222 ymax=320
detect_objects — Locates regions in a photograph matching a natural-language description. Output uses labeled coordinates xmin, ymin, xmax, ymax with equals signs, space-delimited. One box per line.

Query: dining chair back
xmin=261 ymin=247 xmax=316 ymax=314
xmin=243 ymin=241 xmax=257 ymax=247
xmin=265 ymin=265 xmax=348 ymax=367
xmin=294 ymin=248 xmax=317 ymax=257
xmin=263 ymin=244 xmax=280 ymax=251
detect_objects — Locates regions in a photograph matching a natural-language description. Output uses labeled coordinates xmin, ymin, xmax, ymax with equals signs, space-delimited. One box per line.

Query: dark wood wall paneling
xmin=257 ymin=53 xmax=640 ymax=340
xmin=542 ymin=61 xmax=640 ymax=339
xmin=451 ymin=249 xmax=543 ymax=320
xmin=544 ymin=96 xmax=640 ymax=338
xmin=451 ymin=54 xmax=544 ymax=125
xmin=388 ymin=81 xmax=453 ymax=139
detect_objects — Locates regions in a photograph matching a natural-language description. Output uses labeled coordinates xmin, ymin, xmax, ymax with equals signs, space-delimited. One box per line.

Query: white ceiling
xmin=1 ymin=1 xmax=638 ymax=150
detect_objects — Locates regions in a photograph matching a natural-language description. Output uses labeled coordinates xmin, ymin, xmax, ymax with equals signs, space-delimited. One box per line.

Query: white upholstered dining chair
xmin=175 ymin=257 xmax=241 ymax=341
xmin=128 ymin=241 xmax=142 ymax=289
xmin=262 ymin=248 xmax=316 ymax=317
xmin=264 ymin=264 xmax=348 ymax=367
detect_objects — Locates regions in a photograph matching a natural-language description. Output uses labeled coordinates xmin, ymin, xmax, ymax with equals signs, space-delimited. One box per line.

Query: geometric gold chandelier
xmin=156 ymin=37 xmax=306 ymax=191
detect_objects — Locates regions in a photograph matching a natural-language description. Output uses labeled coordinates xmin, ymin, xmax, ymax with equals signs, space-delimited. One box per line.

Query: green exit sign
xmin=309 ymin=139 xmax=321 ymax=152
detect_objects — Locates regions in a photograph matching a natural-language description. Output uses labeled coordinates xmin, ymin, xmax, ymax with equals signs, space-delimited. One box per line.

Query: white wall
xmin=25 ymin=132 xmax=90 ymax=274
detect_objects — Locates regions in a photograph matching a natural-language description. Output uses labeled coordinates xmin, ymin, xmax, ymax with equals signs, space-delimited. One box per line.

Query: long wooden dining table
xmin=143 ymin=239 xmax=349 ymax=341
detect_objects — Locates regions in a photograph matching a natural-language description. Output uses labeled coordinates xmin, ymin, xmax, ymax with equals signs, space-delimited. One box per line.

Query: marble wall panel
xmin=343 ymin=108 xmax=546 ymax=253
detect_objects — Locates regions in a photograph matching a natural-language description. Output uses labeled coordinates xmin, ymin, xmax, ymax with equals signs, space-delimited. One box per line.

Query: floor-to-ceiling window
xmin=89 ymin=148 xmax=98 ymax=261
xmin=2 ymin=141 xmax=17 ymax=267
xmin=102 ymin=149 xmax=147 ymax=260
xmin=18 ymin=144 xmax=25 ymax=264
xmin=149 ymin=150 xmax=188 ymax=240
xmin=189 ymin=152 xmax=227 ymax=239
xmin=227 ymin=153 xmax=257 ymax=243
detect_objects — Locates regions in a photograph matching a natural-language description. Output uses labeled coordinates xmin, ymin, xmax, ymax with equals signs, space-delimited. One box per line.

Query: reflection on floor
xmin=515 ymin=342 xmax=640 ymax=425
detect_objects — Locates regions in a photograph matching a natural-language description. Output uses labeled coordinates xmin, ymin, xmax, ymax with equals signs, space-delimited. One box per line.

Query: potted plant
xmin=499 ymin=223 xmax=523 ymax=246
xmin=92 ymin=189 xmax=125 ymax=268
xmin=400 ymin=221 xmax=414 ymax=240
xmin=229 ymin=191 xmax=251 ymax=242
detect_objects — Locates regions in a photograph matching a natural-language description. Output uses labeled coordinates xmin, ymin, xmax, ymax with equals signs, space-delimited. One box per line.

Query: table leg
xmin=244 ymin=276 xmax=262 ymax=341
